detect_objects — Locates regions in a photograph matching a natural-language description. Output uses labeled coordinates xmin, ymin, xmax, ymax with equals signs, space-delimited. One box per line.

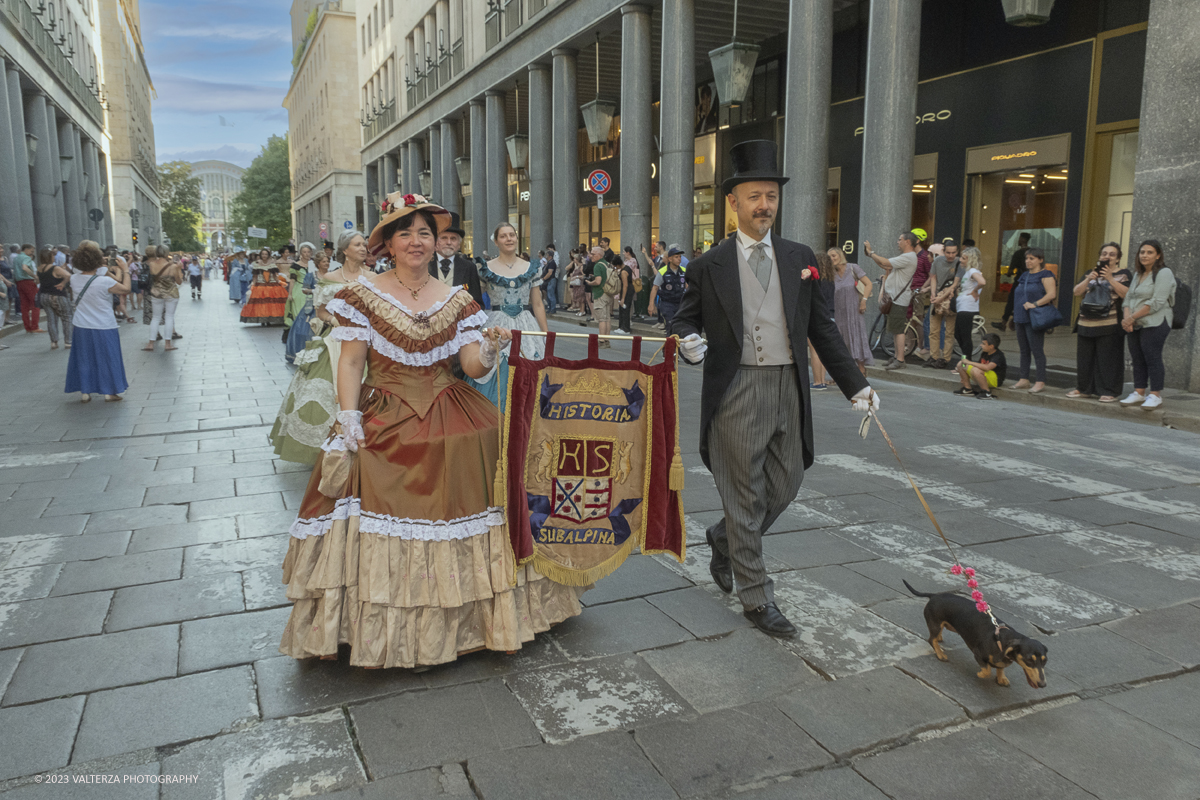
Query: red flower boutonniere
xmin=800 ymin=268 xmax=814 ymax=280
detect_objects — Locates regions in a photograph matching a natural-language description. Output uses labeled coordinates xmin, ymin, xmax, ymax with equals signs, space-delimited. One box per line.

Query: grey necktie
xmin=750 ymin=242 xmax=771 ymax=291
xmin=440 ymin=258 xmax=451 ymax=278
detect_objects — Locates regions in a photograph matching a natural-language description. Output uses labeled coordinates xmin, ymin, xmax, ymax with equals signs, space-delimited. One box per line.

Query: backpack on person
xmin=602 ymin=264 xmax=622 ymax=297
xmin=1079 ymin=280 xmax=1115 ymax=319
xmin=1171 ymin=277 xmax=1192 ymax=330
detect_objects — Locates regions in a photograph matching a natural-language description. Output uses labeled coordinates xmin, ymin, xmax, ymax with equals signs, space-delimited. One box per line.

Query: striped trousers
xmin=708 ymin=365 xmax=804 ymax=609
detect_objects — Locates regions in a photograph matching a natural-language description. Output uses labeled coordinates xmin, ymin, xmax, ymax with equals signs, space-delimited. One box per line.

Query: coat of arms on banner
xmin=498 ymin=333 xmax=686 ymax=585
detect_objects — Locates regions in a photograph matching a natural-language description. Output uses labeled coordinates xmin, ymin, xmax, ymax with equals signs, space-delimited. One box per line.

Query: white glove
xmin=678 ymin=333 xmax=707 ymax=364
xmin=851 ymin=387 xmax=880 ymax=413
xmin=479 ymin=335 xmax=499 ymax=370
xmin=336 ymin=410 xmax=365 ymax=452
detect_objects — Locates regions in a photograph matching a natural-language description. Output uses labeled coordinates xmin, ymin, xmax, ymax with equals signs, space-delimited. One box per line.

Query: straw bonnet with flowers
xmin=277 ymin=191 xmax=585 ymax=670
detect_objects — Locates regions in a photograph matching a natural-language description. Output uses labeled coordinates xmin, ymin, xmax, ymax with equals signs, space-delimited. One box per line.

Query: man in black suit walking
xmin=428 ymin=211 xmax=483 ymax=304
xmin=670 ymin=140 xmax=880 ymax=637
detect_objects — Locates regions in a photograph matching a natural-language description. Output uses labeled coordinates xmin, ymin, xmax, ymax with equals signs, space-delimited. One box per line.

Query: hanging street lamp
xmin=707 ymin=0 xmax=758 ymax=107
xmin=1001 ymin=0 xmax=1055 ymax=26
xmin=505 ymin=82 xmax=529 ymax=171
xmin=580 ymin=32 xmax=616 ymax=146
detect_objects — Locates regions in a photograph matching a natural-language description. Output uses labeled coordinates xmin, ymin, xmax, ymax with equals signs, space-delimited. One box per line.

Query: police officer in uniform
xmin=649 ymin=247 xmax=687 ymax=330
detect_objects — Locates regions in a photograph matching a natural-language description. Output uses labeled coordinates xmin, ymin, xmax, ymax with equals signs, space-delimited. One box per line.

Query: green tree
xmin=292 ymin=7 xmax=318 ymax=69
xmin=229 ymin=134 xmax=293 ymax=251
xmin=156 ymin=161 xmax=204 ymax=251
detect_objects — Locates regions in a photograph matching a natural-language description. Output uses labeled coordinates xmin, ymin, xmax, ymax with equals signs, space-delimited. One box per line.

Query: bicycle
xmin=869 ymin=304 xmax=986 ymax=360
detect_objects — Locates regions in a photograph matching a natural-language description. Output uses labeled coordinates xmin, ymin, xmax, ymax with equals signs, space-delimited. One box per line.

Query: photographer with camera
xmin=1068 ymin=242 xmax=1130 ymax=402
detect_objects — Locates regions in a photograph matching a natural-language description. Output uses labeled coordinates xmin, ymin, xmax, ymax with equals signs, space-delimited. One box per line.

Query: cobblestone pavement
xmin=1 ymin=288 xmax=1199 ymax=799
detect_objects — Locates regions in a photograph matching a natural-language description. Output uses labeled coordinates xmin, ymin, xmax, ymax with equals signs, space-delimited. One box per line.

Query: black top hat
xmin=721 ymin=139 xmax=790 ymax=195
xmin=444 ymin=211 xmax=467 ymax=238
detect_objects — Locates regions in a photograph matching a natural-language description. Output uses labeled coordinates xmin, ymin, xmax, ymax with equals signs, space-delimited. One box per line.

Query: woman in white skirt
xmin=64 ymin=241 xmax=132 ymax=402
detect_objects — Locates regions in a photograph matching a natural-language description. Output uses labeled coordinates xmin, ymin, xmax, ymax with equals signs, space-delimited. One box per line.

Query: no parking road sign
xmin=588 ymin=169 xmax=611 ymax=209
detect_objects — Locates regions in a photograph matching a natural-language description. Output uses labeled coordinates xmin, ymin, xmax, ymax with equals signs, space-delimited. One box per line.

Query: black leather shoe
xmin=705 ymin=526 xmax=733 ymax=594
xmin=743 ymin=602 xmax=797 ymax=638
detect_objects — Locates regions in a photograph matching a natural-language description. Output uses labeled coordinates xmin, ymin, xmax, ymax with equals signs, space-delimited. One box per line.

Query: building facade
xmin=98 ymin=0 xmax=160 ymax=251
xmin=358 ymin=0 xmax=1200 ymax=389
xmin=191 ymin=159 xmax=244 ymax=252
xmin=285 ymin=0 xmax=365 ymax=249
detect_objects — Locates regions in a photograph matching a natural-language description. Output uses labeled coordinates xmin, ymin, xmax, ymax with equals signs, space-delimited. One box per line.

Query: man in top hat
xmin=669 ymin=140 xmax=880 ymax=637
xmin=428 ymin=211 xmax=483 ymax=305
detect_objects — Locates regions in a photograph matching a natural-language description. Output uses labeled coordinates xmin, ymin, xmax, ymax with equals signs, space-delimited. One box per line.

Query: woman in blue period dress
xmin=270 ymin=234 xmax=368 ymax=463
xmin=278 ymin=195 xmax=583 ymax=668
xmin=468 ymin=222 xmax=549 ymax=406
xmin=285 ymin=253 xmax=321 ymax=364
xmin=229 ymin=251 xmax=249 ymax=303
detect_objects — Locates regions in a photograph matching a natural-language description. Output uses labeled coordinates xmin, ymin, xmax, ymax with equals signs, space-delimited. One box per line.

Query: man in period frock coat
xmin=428 ymin=212 xmax=484 ymax=305
xmin=669 ymin=140 xmax=880 ymax=637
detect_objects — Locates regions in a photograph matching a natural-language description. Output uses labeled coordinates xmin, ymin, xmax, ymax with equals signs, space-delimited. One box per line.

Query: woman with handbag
xmin=1011 ymin=247 xmax=1058 ymax=393
xmin=143 ymin=246 xmax=183 ymax=352
xmin=828 ymin=248 xmax=874 ymax=375
xmin=1069 ymin=242 xmax=1130 ymax=402
xmin=64 ymin=241 xmax=132 ymax=402
xmin=1119 ymin=240 xmax=1176 ymax=410
xmin=36 ymin=248 xmax=72 ymax=350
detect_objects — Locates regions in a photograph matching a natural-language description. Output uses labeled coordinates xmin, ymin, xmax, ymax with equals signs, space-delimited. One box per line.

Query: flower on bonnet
xmin=381 ymin=193 xmax=428 ymax=215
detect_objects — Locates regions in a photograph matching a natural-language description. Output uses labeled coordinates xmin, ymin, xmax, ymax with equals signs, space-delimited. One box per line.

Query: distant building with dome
xmin=190 ymin=160 xmax=245 ymax=251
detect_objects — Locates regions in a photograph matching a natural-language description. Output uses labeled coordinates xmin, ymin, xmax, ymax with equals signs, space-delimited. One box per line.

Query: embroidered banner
xmin=500 ymin=333 xmax=686 ymax=585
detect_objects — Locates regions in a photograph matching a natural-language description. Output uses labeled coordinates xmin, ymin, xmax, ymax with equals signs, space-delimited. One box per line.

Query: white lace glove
xmin=679 ymin=333 xmax=707 ymax=364
xmin=478 ymin=335 xmax=499 ymax=370
xmin=336 ymin=410 xmax=365 ymax=452
xmin=851 ymin=387 xmax=880 ymax=413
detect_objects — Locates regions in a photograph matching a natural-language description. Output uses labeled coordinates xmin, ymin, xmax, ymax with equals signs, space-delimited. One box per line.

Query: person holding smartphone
xmin=1069 ymin=242 xmax=1130 ymax=402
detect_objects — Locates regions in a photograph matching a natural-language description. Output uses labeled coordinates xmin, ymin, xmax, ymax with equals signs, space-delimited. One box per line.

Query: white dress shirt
xmin=734 ymin=228 xmax=776 ymax=274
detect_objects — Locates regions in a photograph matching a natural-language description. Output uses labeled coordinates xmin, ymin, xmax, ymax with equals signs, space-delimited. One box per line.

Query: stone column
xmin=24 ymin=94 xmax=61 ymax=246
xmin=428 ymin=126 xmax=443 ymax=204
xmin=410 ymin=139 xmax=425 ymax=194
xmin=365 ymin=161 xmax=379 ymax=232
xmin=383 ymin=150 xmax=399 ymax=198
xmin=44 ymin=99 xmax=68 ymax=245
xmin=781 ymin=0 xmax=833 ymax=247
xmin=551 ymin=48 xmax=579 ymax=259
xmin=440 ymin=118 xmax=461 ymax=216
xmin=1132 ymin=0 xmax=1200 ymax=389
xmin=0 ymin=62 xmax=22 ymax=245
xmin=72 ymin=125 xmax=88 ymax=241
xmin=82 ymin=138 xmax=103 ymax=244
xmin=527 ymin=63 xmax=553 ymax=256
xmin=659 ymin=0 xmax=694 ymax=254
xmin=5 ymin=67 xmax=35 ymax=244
xmin=857 ymin=0 xmax=920 ymax=313
xmin=59 ymin=119 xmax=84 ymax=246
xmin=469 ymin=98 xmax=487 ymax=255
xmin=99 ymin=149 xmax=114 ymax=246
xmin=485 ymin=89 xmax=508 ymax=237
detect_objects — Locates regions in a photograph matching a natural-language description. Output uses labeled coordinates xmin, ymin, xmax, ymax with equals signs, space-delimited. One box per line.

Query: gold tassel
xmin=669 ymin=444 xmax=684 ymax=491
xmin=494 ymin=457 xmax=506 ymax=507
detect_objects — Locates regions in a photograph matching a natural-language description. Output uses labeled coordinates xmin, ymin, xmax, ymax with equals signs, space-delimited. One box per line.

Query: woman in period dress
xmin=229 ymin=251 xmax=249 ymax=303
xmin=285 ymin=246 xmax=319 ymax=364
xmin=284 ymin=243 xmax=315 ymax=331
xmin=240 ymin=248 xmax=289 ymax=325
xmin=467 ymin=222 xmax=549 ymax=406
xmin=269 ymin=235 xmax=367 ymax=463
xmin=278 ymin=194 xmax=584 ymax=669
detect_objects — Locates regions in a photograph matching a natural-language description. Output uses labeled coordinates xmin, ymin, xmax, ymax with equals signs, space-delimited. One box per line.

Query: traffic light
xmin=132 ymin=231 xmax=138 ymax=247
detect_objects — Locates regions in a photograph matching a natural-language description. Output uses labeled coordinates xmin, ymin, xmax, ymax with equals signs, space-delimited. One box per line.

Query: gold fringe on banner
xmin=532 ymin=534 xmax=637 ymax=587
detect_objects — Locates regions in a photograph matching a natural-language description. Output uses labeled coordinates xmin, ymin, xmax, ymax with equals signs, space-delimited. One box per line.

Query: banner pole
xmin=515 ymin=331 xmax=700 ymax=344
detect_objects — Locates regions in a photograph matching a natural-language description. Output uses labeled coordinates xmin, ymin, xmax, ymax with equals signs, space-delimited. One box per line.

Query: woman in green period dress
xmin=269 ymin=232 xmax=369 ymax=463
xmin=284 ymin=242 xmax=315 ymax=329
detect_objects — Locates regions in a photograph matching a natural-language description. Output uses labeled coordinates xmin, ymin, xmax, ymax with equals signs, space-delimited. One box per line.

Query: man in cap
xmin=427 ymin=211 xmax=483 ymax=304
xmin=669 ymin=140 xmax=879 ymax=637
xmin=648 ymin=247 xmax=687 ymax=330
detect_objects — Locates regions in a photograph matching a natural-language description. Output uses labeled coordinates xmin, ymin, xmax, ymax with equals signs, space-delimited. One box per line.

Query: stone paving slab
xmin=126 ymin=518 xmax=238 ymax=553
xmin=640 ymin=628 xmax=821 ymax=713
xmin=144 ymin=479 xmax=236 ymax=506
xmin=73 ymin=666 xmax=258 ymax=762
xmin=108 ymin=573 xmax=245 ymax=631
xmin=776 ymin=666 xmax=966 ymax=758
xmin=351 ymin=679 xmax=539 ymax=778
xmin=0 ymin=650 xmax=19 ymax=698
xmin=9 ymin=475 xmax=109 ymax=499
xmin=317 ymin=765 xmax=473 ymax=799
xmin=182 ymin=534 xmax=288 ymax=576
xmin=0 ymin=565 xmax=62 ymax=603
xmin=855 ymin=726 xmax=1095 ymax=800
xmin=1042 ymin=625 xmax=1185 ymax=689
xmin=241 ymin=565 xmax=289 ymax=610
xmin=733 ymin=768 xmax=889 ymax=800
xmin=6 ymin=514 xmax=90 ymax=539
xmin=105 ymin=466 xmax=198 ymax=491
xmin=42 ymin=488 xmax=147 ymax=518
xmin=254 ymin=655 xmax=426 ymax=720
xmin=801 ymin=564 xmax=904 ymax=606
xmin=418 ymin=636 xmax=572 ymax=691
xmin=635 ymin=702 xmax=832 ymax=798
xmin=1103 ymin=671 xmax=1200 ymax=748
xmin=83 ymin=504 xmax=189 ymax=534
xmin=0 ymin=591 xmax=112 ymax=649
xmin=3 ymin=624 xmax=179 ymax=705
xmin=899 ymin=651 xmax=1080 ymax=719
xmin=5 ymin=531 xmax=131 ymax=568
xmin=578 ymin=555 xmax=692 ymax=607
xmin=50 ymin=548 xmax=183 ymax=596
xmin=644 ymin=585 xmax=751 ymax=638
xmin=991 ymin=699 xmax=1200 ymax=800
xmin=468 ymin=730 xmax=678 ymax=800
xmin=762 ymin=529 xmax=877 ymax=569
xmin=547 ymin=597 xmax=692 ymax=660
xmin=235 ymin=509 xmax=299 ymax=539
xmin=0 ymin=696 xmax=85 ymax=781
xmin=178 ymin=607 xmax=292 ymax=673
xmin=506 ymin=654 xmax=690 ymax=743
xmin=1103 ymin=603 xmax=1200 ymax=666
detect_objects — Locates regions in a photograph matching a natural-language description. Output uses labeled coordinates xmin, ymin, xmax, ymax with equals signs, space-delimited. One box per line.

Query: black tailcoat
xmin=668 ymin=235 xmax=870 ymax=470
xmin=428 ymin=253 xmax=484 ymax=305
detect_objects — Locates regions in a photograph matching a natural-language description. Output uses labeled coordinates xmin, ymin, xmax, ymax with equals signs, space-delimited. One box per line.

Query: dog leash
xmin=860 ymin=408 xmax=1006 ymax=641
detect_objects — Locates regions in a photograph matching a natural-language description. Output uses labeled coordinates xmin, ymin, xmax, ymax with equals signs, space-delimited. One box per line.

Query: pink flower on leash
xmin=976 ymin=601 xmax=990 ymax=613
xmin=964 ymin=568 xmax=976 ymax=577
xmin=967 ymin=578 xmax=978 ymax=588
xmin=971 ymin=590 xmax=983 ymax=601
xmin=950 ymin=565 xmax=963 ymax=576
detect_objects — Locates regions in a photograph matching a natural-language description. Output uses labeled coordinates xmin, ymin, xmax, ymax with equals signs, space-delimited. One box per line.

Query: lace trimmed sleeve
xmin=327 ymin=295 xmax=372 ymax=343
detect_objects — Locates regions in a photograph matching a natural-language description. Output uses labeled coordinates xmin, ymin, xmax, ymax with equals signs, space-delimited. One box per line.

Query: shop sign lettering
xmin=855 ymin=110 xmax=951 ymax=136
xmin=990 ymin=151 xmax=1038 ymax=161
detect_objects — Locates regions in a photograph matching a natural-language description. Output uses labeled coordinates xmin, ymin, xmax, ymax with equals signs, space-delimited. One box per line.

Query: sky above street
xmin=145 ymin=0 xmax=293 ymax=168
